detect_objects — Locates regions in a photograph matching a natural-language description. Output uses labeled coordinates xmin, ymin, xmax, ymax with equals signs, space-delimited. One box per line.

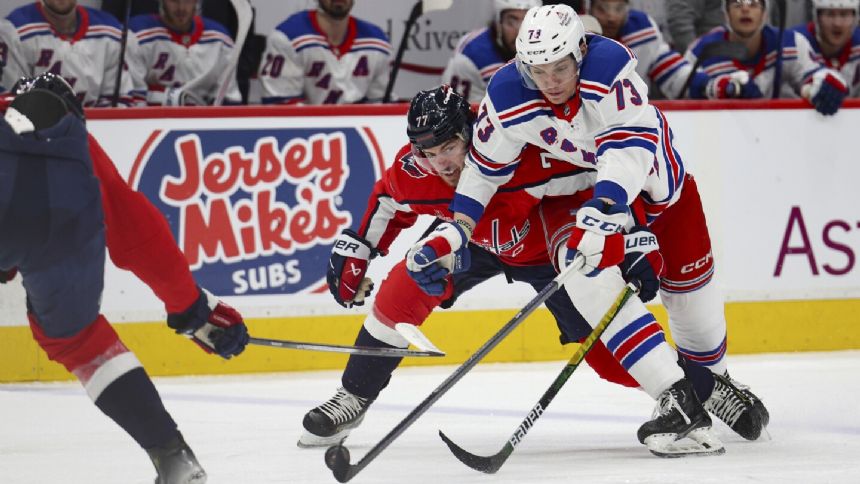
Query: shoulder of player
xmin=485 ymin=62 xmax=546 ymax=116
xmin=274 ymin=10 xmax=315 ymax=40
xmin=688 ymin=27 xmax=730 ymax=57
xmin=385 ymin=143 xmax=453 ymax=202
xmin=579 ymin=35 xmax=636 ymax=98
xmin=82 ymin=7 xmax=123 ymax=30
xmin=199 ymin=17 xmax=234 ymax=46
xmin=7 ymin=3 xmax=50 ymax=37
xmin=459 ymin=28 xmax=505 ymax=72
xmin=618 ymin=9 xmax=659 ymax=48
xmin=352 ymin=16 xmax=390 ymax=44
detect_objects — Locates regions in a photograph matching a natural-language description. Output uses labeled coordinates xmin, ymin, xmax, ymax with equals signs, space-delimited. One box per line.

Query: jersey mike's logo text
xmin=132 ymin=128 xmax=381 ymax=296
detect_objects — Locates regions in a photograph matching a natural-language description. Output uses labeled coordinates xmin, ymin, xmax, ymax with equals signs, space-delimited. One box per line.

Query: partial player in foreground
xmin=0 ymin=74 xmax=249 ymax=484
xmin=408 ymin=4 xmax=769 ymax=456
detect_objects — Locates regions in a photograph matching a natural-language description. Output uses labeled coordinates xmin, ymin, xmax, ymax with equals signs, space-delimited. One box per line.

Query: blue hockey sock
xmin=341 ymin=327 xmax=403 ymax=400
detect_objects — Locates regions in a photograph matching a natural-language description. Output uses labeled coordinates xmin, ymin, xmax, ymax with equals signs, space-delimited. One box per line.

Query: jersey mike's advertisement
xmin=129 ymin=128 xmax=380 ymax=297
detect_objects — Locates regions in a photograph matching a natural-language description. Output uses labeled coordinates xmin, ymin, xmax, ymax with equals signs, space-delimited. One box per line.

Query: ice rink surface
xmin=1 ymin=350 xmax=858 ymax=484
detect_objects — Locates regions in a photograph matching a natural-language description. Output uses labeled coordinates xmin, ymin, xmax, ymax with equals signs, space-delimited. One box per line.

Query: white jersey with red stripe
xmin=258 ymin=10 xmax=392 ymax=105
xmin=687 ymin=25 xmax=845 ymax=99
xmin=441 ymin=27 xmax=508 ymax=104
xmin=616 ymin=9 xmax=692 ymax=99
xmin=128 ymin=14 xmax=241 ymax=105
xmin=1 ymin=18 xmax=26 ymax=93
xmin=4 ymin=3 xmax=136 ymax=106
xmin=453 ymin=34 xmax=685 ymax=225
xmin=359 ymin=143 xmax=595 ymax=266
xmin=793 ymin=22 xmax=860 ymax=97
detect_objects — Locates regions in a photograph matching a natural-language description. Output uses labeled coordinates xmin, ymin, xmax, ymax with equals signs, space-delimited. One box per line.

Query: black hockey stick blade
xmin=439 ymin=430 xmax=511 ymax=474
xmin=248 ymin=337 xmax=444 ymax=357
xmin=437 ymin=284 xmax=636 ymax=474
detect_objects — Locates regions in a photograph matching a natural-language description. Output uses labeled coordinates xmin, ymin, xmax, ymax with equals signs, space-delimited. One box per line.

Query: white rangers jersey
xmin=128 ymin=14 xmax=241 ymax=105
xmin=452 ymin=35 xmax=685 ymax=225
xmin=793 ymin=22 xmax=860 ymax=97
xmin=441 ymin=27 xmax=508 ymax=104
xmin=5 ymin=3 xmax=136 ymax=106
xmin=259 ymin=10 xmax=392 ymax=104
xmin=0 ymin=18 xmax=25 ymax=92
xmin=615 ymin=9 xmax=693 ymax=99
xmin=687 ymin=25 xmax=843 ymax=99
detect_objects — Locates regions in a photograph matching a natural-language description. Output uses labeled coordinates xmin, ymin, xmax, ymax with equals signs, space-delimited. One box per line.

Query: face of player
xmin=528 ymin=56 xmax=580 ymax=105
xmin=42 ymin=0 xmax=78 ymax=16
xmin=726 ymin=0 xmax=766 ymax=39
xmin=498 ymin=9 xmax=529 ymax=51
xmin=318 ymin=0 xmax=354 ymax=20
xmin=162 ymin=0 xmax=196 ymax=32
xmin=413 ymin=137 xmax=468 ymax=187
xmin=818 ymin=9 xmax=857 ymax=49
xmin=590 ymin=0 xmax=629 ymax=39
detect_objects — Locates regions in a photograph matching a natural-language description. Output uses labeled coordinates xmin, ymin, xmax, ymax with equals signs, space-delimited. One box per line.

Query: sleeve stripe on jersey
xmin=622 ymin=27 xmax=658 ymax=48
xmin=580 ymin=80 xmax=610 ymax=102
xmin=201 ymin=31 xmax=234 ymax=46
xmin=497 ymin=101 xmax=553 ymax=128
xmin=649 ymin=51 xmax=687 ymax=83
xmin=354 ymin=38 xmax=392 ymax=50
xmin=293 ymin=34 xmax=328 ymax=51
xmin=480 ymin=63 xmax=504 ymax=80
xmin=595 ymin=127 xmax=659 ymax=157
xmin=656 ymin=108 xmax=684 ymax=202
xmin=468 ymin=146 xmax=520 ymax=177
xmin=703 ymin=61 xmax=737 ymax=76
xmin=450 ymin=193 xmax=487 ymax=222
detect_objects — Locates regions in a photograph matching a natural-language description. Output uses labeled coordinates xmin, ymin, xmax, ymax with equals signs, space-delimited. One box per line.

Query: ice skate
xmin=298 ymin=387 xmax=373 ymax=448
xmin=637 ymin=379 xmax=725 ymax=458
xmin=147 ymin=433 xmax=207 ymax=484
xmin=705 ymin=372 xmax=770 ymax=440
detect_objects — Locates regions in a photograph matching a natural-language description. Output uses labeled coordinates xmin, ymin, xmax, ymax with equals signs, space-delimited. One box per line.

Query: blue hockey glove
xmin=406 ymin=222 xmax=470 ymax=296
xmin=806 ymin=71 xmax=848 ymax=116
xmin=619 ymin=226 xmax=665 ymax=303
xmin=565 ymin=198 xmax=628 ymax=276
xmin=167 ymin=287 xmax=249 ymax=359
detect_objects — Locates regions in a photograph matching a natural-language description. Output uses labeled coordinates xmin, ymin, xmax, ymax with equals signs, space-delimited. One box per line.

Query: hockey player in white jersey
xmin=441 ymin=0 xmax=542 ymax=103
xmin=258 ymin=0 xmax=392 ymax=105
xmin=406 ymin=4 xmax=769 ymax=455
xmin=1 ymin=19 xmax=26 ymax=93
xmin=128 ymin=0 xmax=242 ymax=105
xmin=688 ymin=0 xmax=848 ymax=114
xmin=588 ymin=0 xmax=699 ymax=98
xmin=4 ymin=0 xmax=138 ymax=106
xmin=792 ymin=0 xmax=860 ymax=97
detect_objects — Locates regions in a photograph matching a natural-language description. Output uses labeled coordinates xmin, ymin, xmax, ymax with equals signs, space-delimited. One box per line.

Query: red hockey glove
xmin=327 ymin=229 xmax=377 ymax=308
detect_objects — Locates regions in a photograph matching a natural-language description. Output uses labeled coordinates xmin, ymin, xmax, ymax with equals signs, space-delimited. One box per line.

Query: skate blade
xmin=296 ymin=429 xmax=351 ymax=449
xmin=645 ymin=427 xmax=725 ymax=458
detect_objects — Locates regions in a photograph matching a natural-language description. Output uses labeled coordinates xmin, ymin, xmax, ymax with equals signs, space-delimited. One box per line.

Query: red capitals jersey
xmin=357 ymin=143 xmax=595 ymax=266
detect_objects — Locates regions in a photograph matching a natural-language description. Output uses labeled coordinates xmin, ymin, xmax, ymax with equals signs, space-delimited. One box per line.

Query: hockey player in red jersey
xmin=0 ymin=73 xmax=249 ymax=483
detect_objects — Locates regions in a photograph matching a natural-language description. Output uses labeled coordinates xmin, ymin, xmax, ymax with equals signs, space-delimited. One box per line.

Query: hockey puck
xmin=325 ymin=445 xmax=350 ymax=471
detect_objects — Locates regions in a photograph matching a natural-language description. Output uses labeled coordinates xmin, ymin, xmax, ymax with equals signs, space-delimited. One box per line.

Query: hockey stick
xmin=324 ymin=256 xmax=584 ymax=483
xmin=248 ymin=337 xmax=443 ymax=357
xmin=382 ymin=0 xmax=453 ymax=102
xmin=213 ymin=0 xmax=253 ymax=105
xmin=438 ymin=283 xmax=637 ymax=474
xmin=677 ymin=41 xmax=748 ymax=99
xmin=771 ymin=0 xmax=788 ymax=99
xmin=111 ymin=0 xmax=132 ymax=107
